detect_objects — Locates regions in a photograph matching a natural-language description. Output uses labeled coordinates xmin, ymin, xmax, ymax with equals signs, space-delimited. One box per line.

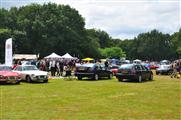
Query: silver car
xmin=13 ymin=65 xmax=48 ymax=83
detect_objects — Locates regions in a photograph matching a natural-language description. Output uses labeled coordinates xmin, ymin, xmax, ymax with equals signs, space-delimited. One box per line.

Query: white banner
xmin=5 ymin=38 xmax=13 ymax=66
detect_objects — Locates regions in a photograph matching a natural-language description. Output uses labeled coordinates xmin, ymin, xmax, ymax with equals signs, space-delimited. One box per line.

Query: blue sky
xmin=0 ymin=0 xmax=180 ymax=39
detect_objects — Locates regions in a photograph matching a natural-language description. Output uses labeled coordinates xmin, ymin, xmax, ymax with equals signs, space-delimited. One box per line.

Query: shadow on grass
xmin=118 ymin=79 xmax=155 ymax=83
xmin=19 ymin=80 xmax=50 ymax=84
xmin=0 ymin=82 xmax=21 ymax=86
xmin=77 ymin=78 xmax=112 ymax=82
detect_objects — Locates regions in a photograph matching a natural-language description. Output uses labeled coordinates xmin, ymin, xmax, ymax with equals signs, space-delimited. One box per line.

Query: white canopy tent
xmin=13 ymin=54 xmax=38 ymax=60
xmin=44 ymin=52 xmax=62 ymax=59
xmin=61 ymin=53 xmax=74 ymax=59
xmin=133 ymin=59 xmax=142 ymax=64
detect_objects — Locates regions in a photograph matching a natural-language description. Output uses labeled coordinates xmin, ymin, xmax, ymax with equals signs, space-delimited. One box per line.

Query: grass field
xmin=0 ymin=74 xmax=181 ymax=120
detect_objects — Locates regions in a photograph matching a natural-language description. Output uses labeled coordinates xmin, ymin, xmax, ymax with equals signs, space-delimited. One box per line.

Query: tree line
xmin=0 ymin=3 xmax=180 ymax=63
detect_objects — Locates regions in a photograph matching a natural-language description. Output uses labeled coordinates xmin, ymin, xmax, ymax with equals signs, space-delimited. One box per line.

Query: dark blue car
xmin=75 ymin=63 xmax=113 ymax=80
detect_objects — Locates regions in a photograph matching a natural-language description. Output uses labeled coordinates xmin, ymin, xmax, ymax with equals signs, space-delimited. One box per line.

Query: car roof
xmin=17 ymin=65 xmax=36 ymax=67
xmin=0 ymin=65 xmax=11 ymax=67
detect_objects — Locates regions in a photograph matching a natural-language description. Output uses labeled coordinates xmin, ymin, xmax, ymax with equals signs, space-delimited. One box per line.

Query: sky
xmin=0 ymin=0 xmax=180 ymax=39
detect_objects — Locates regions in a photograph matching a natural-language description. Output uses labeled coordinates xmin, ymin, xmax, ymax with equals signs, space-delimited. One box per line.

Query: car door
xmin=98 ymin=64 xmax=105 ymax=77
xmin=143 ymin=66 xmax=151 ymax=79
xmin=100 ymin=64 xmax=108 ymax=77
xmin=140 ymin=65 xmax=147 ymax=79
xmin=95 ymin=65 xmax=102 ymax=77
xmin=135 ymin=65 xmax=143 ymax=78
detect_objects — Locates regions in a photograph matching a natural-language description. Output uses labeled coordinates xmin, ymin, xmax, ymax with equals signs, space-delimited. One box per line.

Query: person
xmin=56 ymin=61 xmax=61 ymax=76
xmin=64 ymin=64 xmax=72 ymax=80
xmin=39 ymin=61 xmax=46 ymax=71
xmin=104 ymin=60 xmax=109 ymax=69
xmin=171 ymin=61 xmax=178 ymax=78
xmin=50 ymin=60 xmax=56 ymax=76
xmin=59 ymin=61 xmax=64 ymax=76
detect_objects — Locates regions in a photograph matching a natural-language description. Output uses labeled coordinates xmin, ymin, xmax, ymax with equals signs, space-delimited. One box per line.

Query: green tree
xmin=100 ymin=47 xmax=126 ymax=58
xmin=171 ymin=28 xmax=181 ymax=58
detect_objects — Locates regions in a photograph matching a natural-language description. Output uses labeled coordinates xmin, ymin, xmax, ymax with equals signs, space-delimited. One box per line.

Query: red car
xmin=0 ymin=65 xmax=21 ymax=84
xmin=149 ymin=63 xmax=159 ymax=69
xmin=109 ymin=65 xmax=119 ymax=75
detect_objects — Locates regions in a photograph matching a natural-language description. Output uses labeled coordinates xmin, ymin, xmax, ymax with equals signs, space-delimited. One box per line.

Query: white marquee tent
xmin=61 ymin=53 xmax=74 ymax=59
xmin=13 ymin=54 xmax=38 ymax=60
xmin=44 ymin=52 xmax=62 ymax=59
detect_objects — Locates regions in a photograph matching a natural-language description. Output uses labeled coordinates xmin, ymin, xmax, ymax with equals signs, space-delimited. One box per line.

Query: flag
xmin=5 ymin=38 xmax=13 ymax=66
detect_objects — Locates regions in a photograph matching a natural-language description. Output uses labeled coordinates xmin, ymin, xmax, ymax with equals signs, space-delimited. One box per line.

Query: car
xmin=115 ymin=64 xmax=153 ymax=82
xmin=149 ymin=63 xmax=159 ymax=69
xmin=156 ymin=64 xmax=172 ymax=75
xmin=108 ymin=59 xmax=121 ymax=65
xmin=0 ymin=65 xmax=21 ymax=84
xmin=109 ymin=65 xmax=119 ymax=75
xmin=74 ymin=63 xmax=113 ymax=80
xmin=13 ymin=65 xmax=48 ymax=83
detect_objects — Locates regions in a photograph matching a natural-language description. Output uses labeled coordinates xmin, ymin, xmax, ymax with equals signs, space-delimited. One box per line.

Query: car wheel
xmin=15 ymin=80 xmax=20 ymax=84
xmin=94 ymin=74 xmax=99 ymax=80
xmin=168 ymin=71 xmax=172 ymax=75
xmin=26 ymin=76 xmax=32 ymax=83
xmin=78 ymin=76 xmax=82 ymax=80
xmin=108 ymin=73 xmax=113 ymax=79
xmin=44 ymin=79 xmax=48 ymax=83
xmin=118 ymin=78 xmax=123 ymax=82
xmin=149 ymin=74 xmax=153 ymax=80
xmin=138 ymin=75 xmax=142 ymax=82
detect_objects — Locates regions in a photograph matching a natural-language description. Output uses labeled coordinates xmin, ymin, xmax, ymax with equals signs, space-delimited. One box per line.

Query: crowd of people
xmin=13 ymin=59 xmax=78 ymax=77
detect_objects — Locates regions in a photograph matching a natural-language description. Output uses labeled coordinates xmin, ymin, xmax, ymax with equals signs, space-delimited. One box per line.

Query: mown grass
xmin=0 ymin=74 xmax=181 ymax=120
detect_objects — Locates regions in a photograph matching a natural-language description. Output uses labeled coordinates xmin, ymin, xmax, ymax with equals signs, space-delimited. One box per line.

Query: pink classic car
xmin=0 ymin=65 xmax=21 ymax=84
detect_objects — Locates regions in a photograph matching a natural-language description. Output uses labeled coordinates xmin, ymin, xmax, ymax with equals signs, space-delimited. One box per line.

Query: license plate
xmin=9 ymin=77 xmax=15 ymax=80
xmin=79 ymin=67 xmax=85 ymax=70
xmin=122 ymin=70 xmax=128 ymax=74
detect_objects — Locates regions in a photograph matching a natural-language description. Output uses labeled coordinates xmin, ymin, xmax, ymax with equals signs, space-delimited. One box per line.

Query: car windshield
xmin=119 ymin=64 xmax=133 ymax=69
xmin=0 ymin=66 xmax=12 ymax=71
xmin=23 ymin=66 xmax=38 ymax=71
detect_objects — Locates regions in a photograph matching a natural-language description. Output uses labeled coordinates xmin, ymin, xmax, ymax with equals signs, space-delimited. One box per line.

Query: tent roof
xmin=133 ymin=59 xmax=141 ymax=62
xmin=62 ymin=53 xmax=74 ymax=59
xmin=44 ymin=53 xmax=62 ymax=59
xmin=13 ymin=54 xmax=37 ymax=60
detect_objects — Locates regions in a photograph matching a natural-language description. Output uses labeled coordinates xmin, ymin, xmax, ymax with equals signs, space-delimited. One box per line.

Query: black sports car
xmin=75 ymin=63 xmax=113 ymax=80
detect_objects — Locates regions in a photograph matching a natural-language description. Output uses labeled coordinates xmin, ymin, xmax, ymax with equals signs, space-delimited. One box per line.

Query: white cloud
xmin=51 ymin=0 xmax=180 ymax=39
xmin=1 ymin=0 xmax=180 ymax=39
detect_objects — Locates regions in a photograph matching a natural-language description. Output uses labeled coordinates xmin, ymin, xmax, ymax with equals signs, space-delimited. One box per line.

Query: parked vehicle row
xmin=74 ymin=63 xmax=153 ymax=82
xmin=1 ymin=63 xmax=157 ymax=85
xmin=0 ymin=65 xmax=49 ymax=84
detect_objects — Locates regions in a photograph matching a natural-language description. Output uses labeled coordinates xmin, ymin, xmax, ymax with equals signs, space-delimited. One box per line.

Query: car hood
xmin=18 ymin=70 xmax=48 ymax=76
xmin=0 ymin=71 xmax=20 ymax=77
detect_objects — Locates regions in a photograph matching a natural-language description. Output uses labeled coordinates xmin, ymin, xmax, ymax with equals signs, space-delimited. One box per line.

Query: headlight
xmin=31 ymin=74 xmax=36 ymax=77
